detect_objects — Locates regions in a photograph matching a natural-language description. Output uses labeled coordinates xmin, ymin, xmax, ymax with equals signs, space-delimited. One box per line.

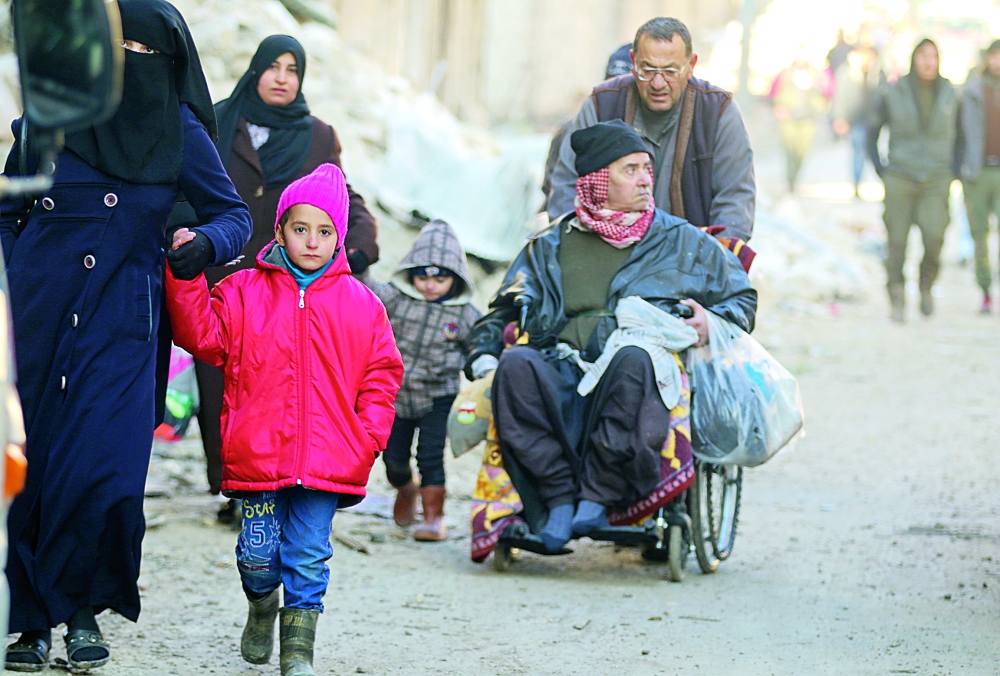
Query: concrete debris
xmin=750 ymin=197 xmax=876 ymax=305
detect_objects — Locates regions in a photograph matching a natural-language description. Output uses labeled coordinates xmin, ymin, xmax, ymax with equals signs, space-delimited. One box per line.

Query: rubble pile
xmin=749 ymin=197 xmax=877 ymax=308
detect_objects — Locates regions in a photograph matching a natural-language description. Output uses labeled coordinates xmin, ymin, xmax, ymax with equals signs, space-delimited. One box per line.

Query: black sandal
xmin=5 ymin=636 xmax=50 ymax=672
xmin=64 ymin=629 xmax=110 ymax=671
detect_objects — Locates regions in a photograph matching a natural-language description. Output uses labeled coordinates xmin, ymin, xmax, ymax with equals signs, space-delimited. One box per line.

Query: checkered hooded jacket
xmin=364 ymin=220 xmax=482 ymax=418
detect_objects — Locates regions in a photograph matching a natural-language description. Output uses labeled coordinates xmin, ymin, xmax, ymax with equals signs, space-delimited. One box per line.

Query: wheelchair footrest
xmin=585 ymin=525 xmax=657 ymax=547
xmin=498 ymin=523 xmax=573 ymax=556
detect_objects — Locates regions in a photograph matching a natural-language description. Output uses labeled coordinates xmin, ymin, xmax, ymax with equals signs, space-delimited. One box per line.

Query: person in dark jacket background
xmin=867 ymin=38 xmax=958 ymax=321
xmin=466 ymin=121 xmax=755 ymax=554
xmin=170 ymin=35 xmax=380 ymax=515
xmin=956 ymin=39 xmax=1000 ymax=314
xmin=831 ymin=45 xmax=882 ymax=197
xmin=0 ymin=0 xmax=252 ymax=670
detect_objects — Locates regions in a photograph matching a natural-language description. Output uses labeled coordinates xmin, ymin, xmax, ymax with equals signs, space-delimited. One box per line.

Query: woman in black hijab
xmin=0 ymin=0 xmax=251 ymax=670
xmin=176 ymin=35 xmax=379 ymax=513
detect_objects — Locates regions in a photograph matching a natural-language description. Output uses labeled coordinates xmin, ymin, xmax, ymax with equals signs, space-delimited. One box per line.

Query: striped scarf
xmin=573 ymin=166 xmax=655 ymax=249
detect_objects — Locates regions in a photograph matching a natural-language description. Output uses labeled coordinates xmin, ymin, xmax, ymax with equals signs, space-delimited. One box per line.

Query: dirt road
xmin=8 ymin=129 xmax=1000 ymax=676
xmin=85 ymin=262 xmax=996 ymax=676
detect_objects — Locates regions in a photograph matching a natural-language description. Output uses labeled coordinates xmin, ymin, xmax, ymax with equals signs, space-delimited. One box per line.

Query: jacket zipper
xmin=295 ymin=285 xmax=308 ymax=484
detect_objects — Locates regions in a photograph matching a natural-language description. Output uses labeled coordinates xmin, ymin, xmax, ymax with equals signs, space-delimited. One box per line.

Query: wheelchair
xmin=490 ymin=459 xmax=742 ymax=582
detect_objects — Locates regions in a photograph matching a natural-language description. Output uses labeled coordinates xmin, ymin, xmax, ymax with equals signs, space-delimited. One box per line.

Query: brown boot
xmin=413 ymin=486 xmax=447 ymax=541
xmin=888 ymin=284 xmax=905 ymax=323
xmin=393 ymin=479 xmax=419 ymax=527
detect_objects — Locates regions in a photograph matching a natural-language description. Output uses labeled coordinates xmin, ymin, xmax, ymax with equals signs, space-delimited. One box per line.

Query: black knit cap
xmin=571 ymin=120 xmax=649 ymax=176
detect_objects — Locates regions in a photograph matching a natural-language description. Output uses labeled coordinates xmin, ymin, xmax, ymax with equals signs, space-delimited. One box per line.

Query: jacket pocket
xmin=120 ymin=269 xmax=154 ymax=342
xmin=137 ymin=274 xmax=153 ymax=341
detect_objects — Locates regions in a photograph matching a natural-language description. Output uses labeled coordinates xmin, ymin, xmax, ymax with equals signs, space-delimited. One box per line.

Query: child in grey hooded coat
xmin=363 ymin=220 xmax=481 ymax=540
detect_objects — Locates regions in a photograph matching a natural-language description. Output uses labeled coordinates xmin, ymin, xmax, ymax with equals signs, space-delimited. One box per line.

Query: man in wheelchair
xmin=463 ymin=121 xmax=756 ymax=554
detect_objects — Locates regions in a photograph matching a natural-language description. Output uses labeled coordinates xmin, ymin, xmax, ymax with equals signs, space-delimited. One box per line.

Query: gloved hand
xmin=167 ymin=230 xmax=215 ymax=280
xmin=347 ymin=249 xmax=370 ymax=275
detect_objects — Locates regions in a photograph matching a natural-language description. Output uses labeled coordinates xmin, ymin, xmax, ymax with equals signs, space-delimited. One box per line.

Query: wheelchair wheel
xmin=492 ymin=541 xmax=519 ymax=572
xmin=689 ymin=460 xmax=742 ymax=574
xmin=666 ymin=525 xmax=686 ymax=582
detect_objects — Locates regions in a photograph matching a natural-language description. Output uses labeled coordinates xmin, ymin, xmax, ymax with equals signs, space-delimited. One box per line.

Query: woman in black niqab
xmin=64 ymin=0 xmax=217 ymax=183
xmin=2 ymin=0 xmax=251 ymax=671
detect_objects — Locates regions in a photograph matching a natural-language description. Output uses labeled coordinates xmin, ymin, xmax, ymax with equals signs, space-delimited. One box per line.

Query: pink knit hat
xmin=274 ymin=163 xmax=349 ymax=247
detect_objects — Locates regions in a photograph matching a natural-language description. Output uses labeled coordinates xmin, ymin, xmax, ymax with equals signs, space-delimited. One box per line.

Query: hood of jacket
xmin=390 ymin=219 xmax=475 ymax=305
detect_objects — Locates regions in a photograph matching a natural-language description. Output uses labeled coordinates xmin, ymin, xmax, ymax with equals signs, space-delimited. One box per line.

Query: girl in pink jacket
xmin=166 ymin=163 xmax=402 ymax=676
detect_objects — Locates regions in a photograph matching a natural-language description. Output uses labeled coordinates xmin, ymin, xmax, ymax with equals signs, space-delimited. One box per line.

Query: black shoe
xmin=64 ymin=629 xmax=110 ymax=670
xmin=217 ymin=499 xmax=237 ymax=525
xmin=5 ymin=631 xmax=51 ymax=672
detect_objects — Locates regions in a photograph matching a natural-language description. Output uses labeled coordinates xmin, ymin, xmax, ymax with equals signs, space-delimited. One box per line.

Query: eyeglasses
xmin=634 ymin=65 xmax=687 ymax=83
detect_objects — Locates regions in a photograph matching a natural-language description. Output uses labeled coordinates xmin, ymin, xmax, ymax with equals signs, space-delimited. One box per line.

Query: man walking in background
xmin=545 ymin=17 xmax=755 ymax=242
xmin=832 ymin=45 xmax=882 ymax=197
xmin=957 ymin=39 xmax=1000 ymax=314
xmin=868 ymin=39 xmax=958 ymax=322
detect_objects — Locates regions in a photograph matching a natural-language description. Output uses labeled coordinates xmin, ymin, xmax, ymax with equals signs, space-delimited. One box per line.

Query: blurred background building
xmin=327 ymin=0 xmax=1000 ymax=126
xmin=328 ymin=0 xmax=741 ymax=125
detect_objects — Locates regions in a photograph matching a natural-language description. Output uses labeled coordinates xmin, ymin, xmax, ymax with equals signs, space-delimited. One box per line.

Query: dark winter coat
xmin=364 ymin=220 xmax=481 ymax=419
xmin=464 ymin=210 xmax=756 ymax=379
xmin=0 ymin=106 xmax=252 ymax=632
xmin=867 ymin=74 xmax=959 ymax=182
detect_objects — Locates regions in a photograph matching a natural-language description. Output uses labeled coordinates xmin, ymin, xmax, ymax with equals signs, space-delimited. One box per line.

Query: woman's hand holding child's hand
xmin=167 ymin=227 xmax=216 ymax=280
xmin=172 ymin=227 xmax=196 ymax=250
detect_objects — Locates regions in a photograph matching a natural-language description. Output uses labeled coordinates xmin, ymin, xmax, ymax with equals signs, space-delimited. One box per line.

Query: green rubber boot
xmin=279 ymin=608 xmax=320 ymax=676
xmin=240 ymin=589 xmax=280 ymax=664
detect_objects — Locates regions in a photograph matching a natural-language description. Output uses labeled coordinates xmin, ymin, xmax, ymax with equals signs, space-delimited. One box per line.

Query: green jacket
xmin=867 ymin=74 xmax=958 ymax=182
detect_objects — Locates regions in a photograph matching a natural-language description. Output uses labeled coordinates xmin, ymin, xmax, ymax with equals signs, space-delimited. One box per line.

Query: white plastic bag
xmin=687 ymin=313 xmax=804 ymax=466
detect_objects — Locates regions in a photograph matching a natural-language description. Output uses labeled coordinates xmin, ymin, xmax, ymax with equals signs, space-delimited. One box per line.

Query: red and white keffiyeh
xmin=573 ymin=165 xmax=655 ymax=249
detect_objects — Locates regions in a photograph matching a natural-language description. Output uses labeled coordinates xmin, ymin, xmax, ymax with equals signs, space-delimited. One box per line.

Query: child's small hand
xmin=171 ymin=227 xmax=196 ymax=251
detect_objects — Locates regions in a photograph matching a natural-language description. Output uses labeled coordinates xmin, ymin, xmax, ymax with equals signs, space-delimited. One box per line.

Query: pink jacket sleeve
xmin=356 ymin=301 xmax=404 ymax=453
xmin=165 ymin=266 xmax=239 ymax=369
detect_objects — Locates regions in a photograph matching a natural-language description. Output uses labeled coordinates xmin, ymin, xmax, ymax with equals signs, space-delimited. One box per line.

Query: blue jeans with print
xmin=236 ymin=486 xmax=339 ymax=611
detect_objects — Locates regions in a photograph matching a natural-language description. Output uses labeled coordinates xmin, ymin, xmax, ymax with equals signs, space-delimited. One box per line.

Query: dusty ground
xmin=8 ymin=121 xmax=1000 ymax=676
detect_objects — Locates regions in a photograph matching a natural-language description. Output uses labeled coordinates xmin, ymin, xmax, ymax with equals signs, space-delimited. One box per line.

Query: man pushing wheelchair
xmin=463 ymin=121 xmax=757 ymax=555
